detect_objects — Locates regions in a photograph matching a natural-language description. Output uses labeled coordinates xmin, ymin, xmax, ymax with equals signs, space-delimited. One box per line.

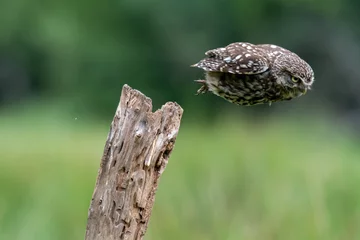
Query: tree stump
xmin=84 ymin=84 xmax=183 ymax=240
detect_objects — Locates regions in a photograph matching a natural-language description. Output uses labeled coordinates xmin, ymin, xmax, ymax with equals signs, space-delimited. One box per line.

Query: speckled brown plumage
xmin=191 ymin=42 xmax=315 ymax=106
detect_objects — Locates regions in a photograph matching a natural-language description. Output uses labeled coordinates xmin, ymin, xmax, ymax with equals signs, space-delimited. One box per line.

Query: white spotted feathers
xmin=191 ymin=42 xmax=287 ymax=75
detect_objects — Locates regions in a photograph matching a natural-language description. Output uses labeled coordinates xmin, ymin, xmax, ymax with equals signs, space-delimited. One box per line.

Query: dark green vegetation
xmin=2 ymin=0 xmax=360 ymax=239
xmin=2 ymin=0 xmax=360 ymax=118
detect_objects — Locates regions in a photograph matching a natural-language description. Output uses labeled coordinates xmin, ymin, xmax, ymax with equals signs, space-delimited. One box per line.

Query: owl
xmin=191 ymin=42 xmax=314 ymax=106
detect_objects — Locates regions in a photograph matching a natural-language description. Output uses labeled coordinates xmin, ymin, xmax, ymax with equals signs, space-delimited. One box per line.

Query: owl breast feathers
xmin=192 ymin=42 xmax=315 ymax=106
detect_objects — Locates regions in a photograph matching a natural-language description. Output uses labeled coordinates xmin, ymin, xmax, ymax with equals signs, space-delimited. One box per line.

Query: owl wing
xmin=192 ymin=42 xmax=269 ymax=74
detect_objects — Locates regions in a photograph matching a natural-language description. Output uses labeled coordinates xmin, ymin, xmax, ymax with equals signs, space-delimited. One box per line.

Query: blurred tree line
xmin=1 ymin=0 xmax=360 ymax=123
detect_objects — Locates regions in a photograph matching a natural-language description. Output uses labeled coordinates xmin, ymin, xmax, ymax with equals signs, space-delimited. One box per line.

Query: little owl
xmin=191 ymin=42 xmax=314 ymax=106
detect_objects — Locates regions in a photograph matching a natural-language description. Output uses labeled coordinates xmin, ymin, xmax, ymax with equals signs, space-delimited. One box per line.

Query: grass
xmin=1 ymin=105 xmax=360 ymax=240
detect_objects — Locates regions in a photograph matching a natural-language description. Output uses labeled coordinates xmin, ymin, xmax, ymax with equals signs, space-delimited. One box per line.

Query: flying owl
xmin=191 ymin=42 xmax=315 ymax=106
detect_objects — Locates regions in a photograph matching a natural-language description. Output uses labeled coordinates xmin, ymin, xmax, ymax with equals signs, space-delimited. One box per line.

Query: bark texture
xmin=85 ymin=84 xmax=183 ymax=240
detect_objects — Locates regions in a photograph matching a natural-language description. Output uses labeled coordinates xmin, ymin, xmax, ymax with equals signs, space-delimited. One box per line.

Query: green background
xmin=1 ymin=0 xmax=360 ymax=239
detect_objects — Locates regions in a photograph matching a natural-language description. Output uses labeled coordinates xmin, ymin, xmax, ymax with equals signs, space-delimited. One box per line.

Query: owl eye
xmin=291 ymin=76 xmax=300 ymax=83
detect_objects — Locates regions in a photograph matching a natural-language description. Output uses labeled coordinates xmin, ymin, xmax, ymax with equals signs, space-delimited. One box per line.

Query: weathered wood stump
xmin=85 ymin=84 xmax=183 ymax=240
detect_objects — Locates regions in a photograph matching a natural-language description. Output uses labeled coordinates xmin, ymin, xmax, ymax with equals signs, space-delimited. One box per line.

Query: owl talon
xmin=194 ymin=80 xmax=208 ymax=95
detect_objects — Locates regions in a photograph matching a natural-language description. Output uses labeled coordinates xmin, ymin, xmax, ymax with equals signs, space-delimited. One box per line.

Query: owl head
xmin=272 ymin=51 xmax=315 ymax=98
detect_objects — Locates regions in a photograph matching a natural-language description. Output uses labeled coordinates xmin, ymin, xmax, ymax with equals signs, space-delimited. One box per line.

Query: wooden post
xmin=85 ymin=84 xmax=183 ymax=240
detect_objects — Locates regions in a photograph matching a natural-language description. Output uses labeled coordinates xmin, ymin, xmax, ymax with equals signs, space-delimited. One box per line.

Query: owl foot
xmin=194 ymin=79 xmax=208 ymax=95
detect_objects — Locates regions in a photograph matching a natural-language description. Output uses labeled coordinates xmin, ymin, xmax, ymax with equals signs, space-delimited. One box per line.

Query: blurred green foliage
xmin=1 ymin=0 xmax=360 ymax=118
xmin=2 ymin=0 xmax=360 ymax=239
xmin=1 ymin=106 xmax=360 ymax=240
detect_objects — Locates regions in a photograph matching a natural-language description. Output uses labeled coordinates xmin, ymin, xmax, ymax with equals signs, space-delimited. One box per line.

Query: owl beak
xmin=299 ymin=85 xmax=307 ymax=95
